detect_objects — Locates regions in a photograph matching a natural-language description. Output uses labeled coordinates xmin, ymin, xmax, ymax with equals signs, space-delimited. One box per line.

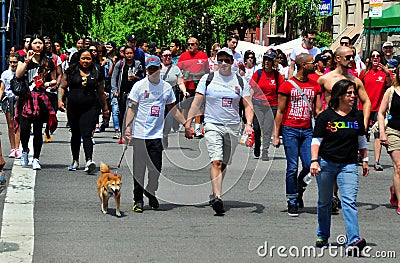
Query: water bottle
xmin=246 ymin=133 xmax=255 ymax=147
xmin=128 ymin=67 xmax=134 ymax=77
xmin=303 ymin=173 xmax=313 ymax=185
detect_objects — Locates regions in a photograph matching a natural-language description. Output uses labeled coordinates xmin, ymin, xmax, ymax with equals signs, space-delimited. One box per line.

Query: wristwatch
xmin=246 ymin=122 xmax=253 ymax=127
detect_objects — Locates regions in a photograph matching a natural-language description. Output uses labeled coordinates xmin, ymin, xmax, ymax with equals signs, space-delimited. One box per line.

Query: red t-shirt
xmin=177 ymin=51 xmax=209 ymax=90
xmin=359 ymin=69 xmax=390 ymax=112
xmin=251 ymin=70 xmax=284 ymax=107
xmin=17 ymin=49 xmax=27 ymax=57
xmin=279 ymin=77 xmax=321 ymax=129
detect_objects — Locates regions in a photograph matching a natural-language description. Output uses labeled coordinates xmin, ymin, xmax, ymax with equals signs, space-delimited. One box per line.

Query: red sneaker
xmin=390 ymin=185 xmax=398 ymax=207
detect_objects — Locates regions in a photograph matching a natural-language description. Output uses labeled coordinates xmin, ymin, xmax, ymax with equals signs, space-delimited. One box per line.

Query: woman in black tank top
xmin=378 ymin=65 xmax=400 ymax=215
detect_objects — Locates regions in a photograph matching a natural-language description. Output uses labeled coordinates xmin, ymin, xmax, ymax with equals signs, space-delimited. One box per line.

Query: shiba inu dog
xmin=97 ymin=162 xmax=122 ymax=217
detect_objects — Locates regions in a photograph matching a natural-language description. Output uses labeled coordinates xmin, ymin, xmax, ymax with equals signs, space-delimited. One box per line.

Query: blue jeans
xmin=110 ymin=97 xmax=120 ymax=131
xmin=282 ymin=126 xmax=312 ymax=199
xmin=316 ymin=158 xmax=360 ymax=246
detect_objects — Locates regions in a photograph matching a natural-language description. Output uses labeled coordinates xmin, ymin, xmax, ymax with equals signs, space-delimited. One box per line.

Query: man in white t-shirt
xmin=124 ymin=55 xmax=186 ymax=213
xmin=288 ymin=30 xmax=321 ymax=79
xmin=184 ymin=47 xmax=254 ymax=215
xmin=226 ymin=34 xmax=244 ymax=74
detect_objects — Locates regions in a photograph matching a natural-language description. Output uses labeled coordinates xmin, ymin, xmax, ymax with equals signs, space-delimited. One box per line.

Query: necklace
xmin=80 ymin=69 xmax=90 ymax=87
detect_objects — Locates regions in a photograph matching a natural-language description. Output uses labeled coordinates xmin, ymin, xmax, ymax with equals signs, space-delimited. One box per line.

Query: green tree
xmin=20 ymin=0 xmax=326 ymax=50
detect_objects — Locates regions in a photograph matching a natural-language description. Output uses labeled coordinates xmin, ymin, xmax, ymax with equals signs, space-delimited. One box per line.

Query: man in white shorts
xmin=185 ymin=47 xmax=254 ymax=215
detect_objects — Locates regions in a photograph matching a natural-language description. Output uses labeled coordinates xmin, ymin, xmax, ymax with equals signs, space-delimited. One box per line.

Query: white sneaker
xmin=113 ymin=131 xmax=121 ymax=139
xmin=20 ymin=151 xmax=29 ymax=166
xmin=32 ymin=158 xmax=41 ymax=170
xmin=84 ymin=160 xmax=96 ymax=174
xmin=8 ymin=149 xmax=16 ymax=158
xmin=14 ymin=149 xmax=22 ymax=159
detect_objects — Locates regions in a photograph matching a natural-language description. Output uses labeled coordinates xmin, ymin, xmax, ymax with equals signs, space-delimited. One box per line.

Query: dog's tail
xmin=100 ymin=162 xmax=110 ymax=173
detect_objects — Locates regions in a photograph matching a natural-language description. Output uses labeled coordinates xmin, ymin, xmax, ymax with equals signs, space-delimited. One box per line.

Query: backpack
xmin=205 ymin=71 xmax=244 ymax=90
xmin=255 ymin=69 xmax=280 ymax=92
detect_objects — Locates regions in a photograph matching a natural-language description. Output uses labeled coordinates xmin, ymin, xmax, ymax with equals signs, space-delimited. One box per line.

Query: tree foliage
xmin=22 ymin=0 xmax=327 ymax=50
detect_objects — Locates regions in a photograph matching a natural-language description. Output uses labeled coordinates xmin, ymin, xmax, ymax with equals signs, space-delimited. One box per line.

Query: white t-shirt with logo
xmin=196 ymin=71 xmax=250 ymax=125
xmin=0 ymin=69 xmax=16 ymax=97
xmin=128 ymin=77 xmax=176 ymax=139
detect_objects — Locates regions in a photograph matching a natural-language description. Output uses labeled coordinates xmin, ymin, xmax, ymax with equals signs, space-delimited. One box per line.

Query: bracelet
xmin=246 ymin=122 xmax=253 ymax=127
xmin=362 ymin=157 xmax=369 ymax=162
xmin=311 ymin=159 xmax=319 ymax=163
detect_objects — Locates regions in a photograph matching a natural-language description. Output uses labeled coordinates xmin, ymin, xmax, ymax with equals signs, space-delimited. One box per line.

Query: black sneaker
xmin=315 ymin=238 xmax=329 ymax=248
xmin=297 ymin=196 xmax=304 ymax=209
xmin=332 ymin=196 xmax=340 ymax=214
xmin=253 ymin=147 xmax=260 ymax=159
xmin=144 ymin=191 xmax=159 ymax=210
xmin=287 ymin=200 xmax=299 ymax=217
xmin=132 ymin=201 xmax=144 ymax=213
xmin=346 ymin=238 xmax=366 ymax=257
xmin=261 ymin=152 xmax=269 ymax=161
xmin=211 ymin=197 xmax=225 ymax=214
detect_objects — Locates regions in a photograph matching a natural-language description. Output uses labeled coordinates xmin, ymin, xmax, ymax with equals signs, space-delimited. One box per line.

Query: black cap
xmin=106 ymin=41 xmax=116 ymax=49
xmin=126 ymin=34 xmax=136 ymax=41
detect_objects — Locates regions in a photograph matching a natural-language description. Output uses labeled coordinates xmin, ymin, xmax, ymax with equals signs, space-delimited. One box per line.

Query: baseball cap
xmin=106 ymin=41 xmax=116 ymax=49
xmin=146 ymin=55 xmax=161 ymax=68
xmin=382 ymin=41 xmax=393 ymax=48
xmin=67 ymin=47 xmax=77 ymax=53
xmin=263 ymin=51 xmax=277 ymax=59
xmin=126 ymin=34 xmax=137 ymax=42
xmin=217 ymin=47 xmax=234 ymax=59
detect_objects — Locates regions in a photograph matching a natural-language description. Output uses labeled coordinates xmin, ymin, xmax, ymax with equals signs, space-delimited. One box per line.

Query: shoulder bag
xmin=10 ymin=74 xmax=30 ymax=97
xmin=287 ymin=79 xmax=315 ymax=128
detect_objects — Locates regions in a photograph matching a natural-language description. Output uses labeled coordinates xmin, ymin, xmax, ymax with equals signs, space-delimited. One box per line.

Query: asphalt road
xmin=0 ymin=112 xmax=399 ymax=262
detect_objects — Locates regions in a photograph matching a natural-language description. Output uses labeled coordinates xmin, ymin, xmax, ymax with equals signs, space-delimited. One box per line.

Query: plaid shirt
xmin=14 ymin=88 xmax=58 ymax=133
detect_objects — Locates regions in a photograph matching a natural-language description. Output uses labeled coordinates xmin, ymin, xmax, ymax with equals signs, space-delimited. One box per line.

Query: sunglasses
xmin=247 ymin=56 xmax=254 ymax=59
xmin=340 ymin=42 xmax=350 ymax=46
xmin=346 ymin=91 xmax=356 ymax=96
xmin=163 ymin=54 xmax=172 ymax=57
xmin=217 ymin=59 xmax=232 ymax=64
xmin=188 ymin=43 xmax=197 ymax=46
xmin=9 ymin=61 xmax=18 ymax=64
xmin=341 ymin=55 xmax=354 ymax=61
xmin=89 ymin=49 xmax=97 ymax=52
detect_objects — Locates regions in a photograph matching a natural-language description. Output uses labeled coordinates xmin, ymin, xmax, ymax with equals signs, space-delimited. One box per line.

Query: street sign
xmin=318 ymin=0 xmax=332 ymax=16
xmin=369 ymin=0 xmax=383 ymax=17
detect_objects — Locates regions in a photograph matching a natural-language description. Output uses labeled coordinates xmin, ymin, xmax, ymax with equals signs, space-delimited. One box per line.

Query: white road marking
xmin=0 ymin=140 xmax=35 ymax=263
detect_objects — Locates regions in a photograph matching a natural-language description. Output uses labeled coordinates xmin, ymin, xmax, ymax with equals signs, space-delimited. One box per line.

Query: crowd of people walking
xmin=1 ymin=30 xmax=400 ymax=255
